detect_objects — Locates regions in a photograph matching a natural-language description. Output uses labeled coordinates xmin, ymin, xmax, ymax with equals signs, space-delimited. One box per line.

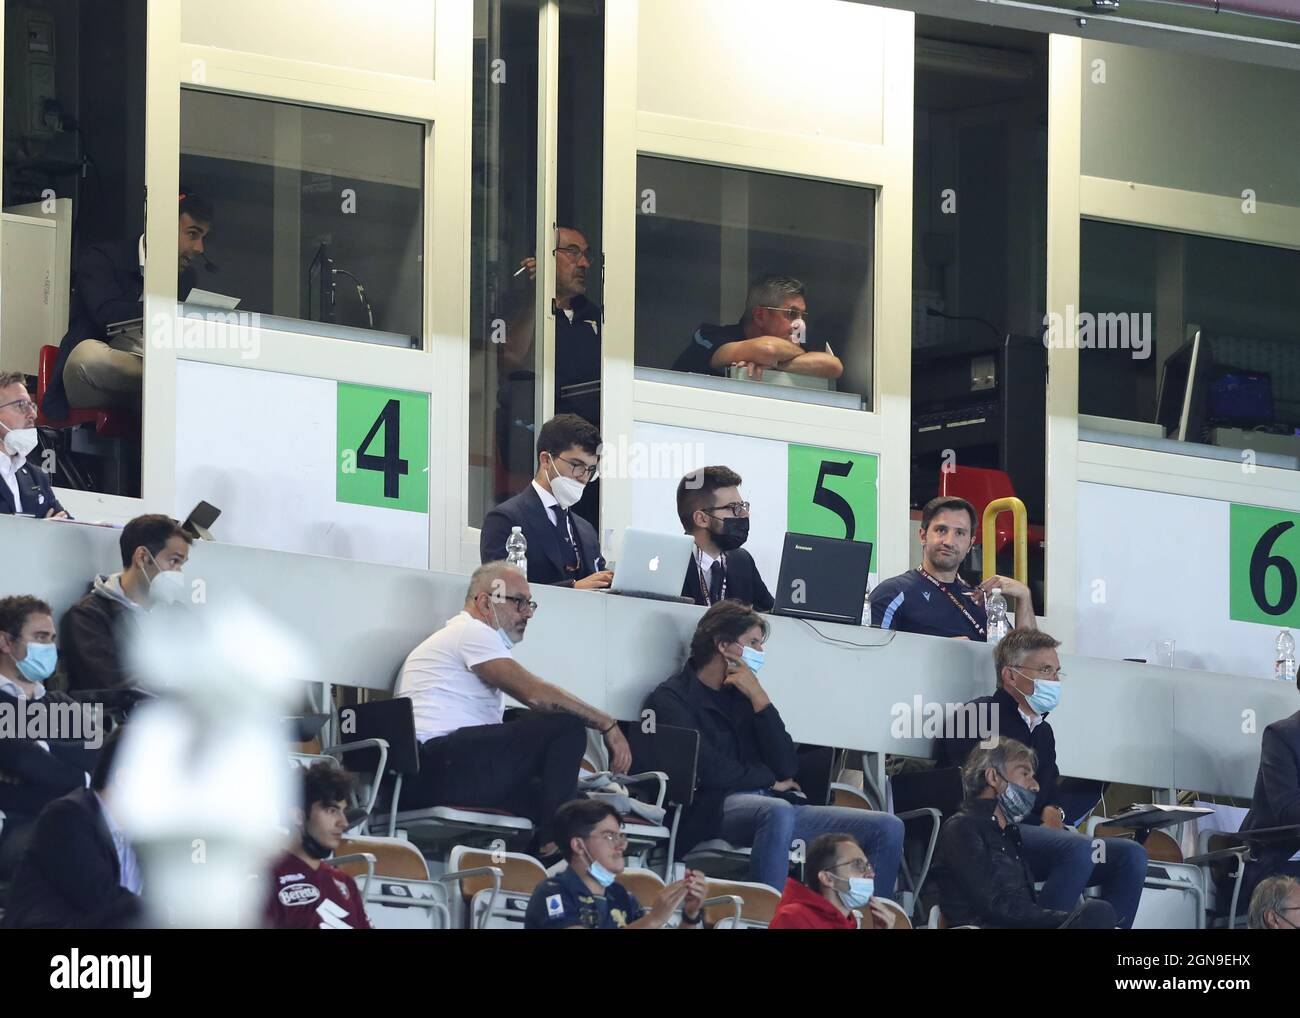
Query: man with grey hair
xmin=935 ymin=628 xmax=1147 ymax=928
xmin=671 ymin=273 xmax=844 ymax=380
xmin=933 ymin=736 xmax=1116 ymax=928
xmin=394 ymin=561 xmax=630 ymax=858
xmin=1248 ymin=874 xmax=1300 ymax=929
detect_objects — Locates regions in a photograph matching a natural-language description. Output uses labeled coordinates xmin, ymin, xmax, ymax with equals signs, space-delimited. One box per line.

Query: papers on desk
xmin=1108 ymin=804 xmax=1216 ymax=829
xmin=185 ymin=288 xmax=241 ymax=310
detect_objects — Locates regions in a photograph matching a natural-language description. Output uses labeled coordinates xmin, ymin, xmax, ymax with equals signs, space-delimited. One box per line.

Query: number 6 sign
xmin=1230 ymin=503 xmax=1300 ymax=626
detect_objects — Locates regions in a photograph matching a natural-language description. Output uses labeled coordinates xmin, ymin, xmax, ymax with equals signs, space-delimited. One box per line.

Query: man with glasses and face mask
xmin=0 ymin=372 xmax=67 ymax=519
xmin=525 ymin=799 xmax=708 ymax=929
xmin=676 ymin=465 xmax=773 ymax=612
xmin=934 ymin=737 xmax=1117 ymax=929
xmin=671 ymin=274 xmax=843 ymax=381
xmin=396 ymin=561 xmax=630 ymax=861
xmin=770 ymin=832 xmax=899 ymax=929
xmin=935 ymin=629 xmax=1148 ymax=928
xmin=60 ymin=513 xmax=192 ymax=691
xmin=481 ymin=413 xmax=612 ymax=589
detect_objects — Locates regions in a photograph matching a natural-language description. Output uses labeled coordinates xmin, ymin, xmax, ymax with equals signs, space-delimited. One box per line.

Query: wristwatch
xmin=1051 ymin=805 xmax=1067 ymax=824
xmin=680 ymin=909 xmax=703 ymax=926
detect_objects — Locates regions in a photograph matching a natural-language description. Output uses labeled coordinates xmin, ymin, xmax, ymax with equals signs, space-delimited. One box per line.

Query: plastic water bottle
xmin=506 ymin=526 xmax=528 ymax=576
xmin=1276 ymin=629 xmax=1296 ymax=683
xmin=861 ymin=578 xmax=873 ymax=627
xmin=986 ymin=587 xmax=1010 ymax=644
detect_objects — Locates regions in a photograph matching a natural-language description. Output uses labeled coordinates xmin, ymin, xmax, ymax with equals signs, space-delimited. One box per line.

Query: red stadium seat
xmin=35 ymin=344 xmax=140 ymax=440
xmin=938 ymin=464 xmax=1045 ymax=555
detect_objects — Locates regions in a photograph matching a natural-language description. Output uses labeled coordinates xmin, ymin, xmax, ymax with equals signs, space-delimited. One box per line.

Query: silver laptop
xmin=609 ymin=528 xmax=695 ymax=598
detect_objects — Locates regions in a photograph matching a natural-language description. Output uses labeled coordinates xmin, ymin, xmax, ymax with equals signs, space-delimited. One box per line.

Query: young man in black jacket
xmin=60 ymin=513 xmax=192 ymax=691
xmin=644 ymin=600 xmax=903 ymax=892
xmin=3 ymin=730 xmax=142 ymax=929
xmin=676 ymin=465 xmax=773 ymax=612
xmin=933 ymin=737 xmax=1116 ymax=929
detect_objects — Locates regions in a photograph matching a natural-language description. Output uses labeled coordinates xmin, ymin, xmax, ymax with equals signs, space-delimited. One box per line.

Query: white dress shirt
xmin=531 ymin=479 xmax=577 ymax=544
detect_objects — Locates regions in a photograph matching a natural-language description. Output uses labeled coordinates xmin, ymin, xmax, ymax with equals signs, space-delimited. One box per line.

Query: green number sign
xmin=1229 ymin=503 xmax=1300 ymax=626
xmin=336 ymin=383 xmax=429 ymax=513
xmin=786 ymin=444 xmax=878 ymax=571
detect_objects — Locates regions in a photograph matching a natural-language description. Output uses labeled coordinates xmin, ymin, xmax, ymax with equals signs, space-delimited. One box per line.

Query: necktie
xmin=554 ymin=508 xmax=581 ymax=575
xmin=709 ymin=559 xmax=724 ymax=602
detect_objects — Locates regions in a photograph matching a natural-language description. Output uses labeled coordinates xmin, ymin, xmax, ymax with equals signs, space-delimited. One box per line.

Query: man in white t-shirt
xmin=395 ymin=560 xmax=631 ymax=858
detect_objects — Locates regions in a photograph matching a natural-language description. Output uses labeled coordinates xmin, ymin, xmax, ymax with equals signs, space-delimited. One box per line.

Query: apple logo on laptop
xmin=648 ymin=556 xmax=660 ymax=572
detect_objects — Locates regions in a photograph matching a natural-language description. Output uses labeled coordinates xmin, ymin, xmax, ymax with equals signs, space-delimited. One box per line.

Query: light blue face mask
xmin=740 ymin=645 xmax=765 ymax=673
xmin=489 ymin=600 xmax=514 ymax=650
xmin=835 ymin=875 xmax=874 ymax=910
xmin=580 ymin=843 xmax=616 ymax=888
xmin=1014 ymin=669 xmax=1060 ymax=714
xmin=16 ymin=640 xmax=57 ymax=682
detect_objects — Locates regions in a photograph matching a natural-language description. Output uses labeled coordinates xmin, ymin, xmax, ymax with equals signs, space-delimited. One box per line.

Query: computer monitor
xmin=307 ymin=242 xmax=335 ymax=324
xmin=1208 ymin=367 xmax=1275 ymax=428
xmin=1155 ymin=330 xmax=1213 ymax=442
xmin=772 ymin=532 xmax=873 ymax=625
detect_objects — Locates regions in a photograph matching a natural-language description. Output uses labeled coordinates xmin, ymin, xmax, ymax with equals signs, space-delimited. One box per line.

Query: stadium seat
xmin=35 ymin=344 xmax=141 ymax=440
xmin=287 ymin=732 xmax=390 ymax=831
xmin=938 ymin=464 xmax=1045 ymax=556
xmin=446 ymin=845 xmax=546 ymax=929
xmin=872 ymin=897 xmax=912 ymax=929
xmin=831 ymin=780 xmax=940 ymax=924
xmin=1088 ymin=819 xmax=1206 ymax=929
xmin=701 ymin=878 xmax=780 ymax=929
xmin=333 ymin=834 xmax=502 ymax=929
xmin=340 ymin=699 xmax=535 ymax=854
xmin=579 ymin=752 xmax=676 ymax=878
xmin=1186 ymin=830 xmax=1251 ymax=930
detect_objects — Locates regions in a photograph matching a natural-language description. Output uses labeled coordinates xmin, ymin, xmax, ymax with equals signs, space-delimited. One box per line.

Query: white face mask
xmin=1 ymin=422 xmax=37 ymax=458
xmin=547 ymin=458 xmax=587 ymax=510
xmin=147 ymin=551 xmax=188 ymax=606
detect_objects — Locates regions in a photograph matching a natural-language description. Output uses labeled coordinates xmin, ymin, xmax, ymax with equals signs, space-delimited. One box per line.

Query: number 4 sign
xmin=1229 ymin=503 xmax=1300 ymax=626
xmin=337 ymin=383 xmax=429 ymax=513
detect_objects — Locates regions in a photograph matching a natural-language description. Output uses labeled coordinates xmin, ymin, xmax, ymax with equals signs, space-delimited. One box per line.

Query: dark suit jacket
xmin=0 ymin=458 xmax=66 ymax=517
xmin=934 ymin=688 xmax=1060 ymax=825
xmin=43 ymin=237 xmax=194 ymax=420
xmin=1241 ymin=710 xmax=1300 ymax=882
xmin=0 ymin=689 xmax=94 ymax=819
xmin=680 ymin=547 xmax=774 ymax=612
xmin=480 ymin=484 xmax=605 ymax=586
xmin=2 ymin=787 xmax=142 ymax=929
xmin=644 ymin=662 xmax=798 ymax=853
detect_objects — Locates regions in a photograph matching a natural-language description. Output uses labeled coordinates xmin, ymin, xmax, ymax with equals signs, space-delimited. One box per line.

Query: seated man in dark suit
xmin=934 ymin=627 xmax=1147 ymax=928
xmin=0 ymin=372 xmax=67 ymax=518
xmin=3 ymin=730 xmax=142 ymax=929
xmin=42 ymin=190 xmax=210 ymax=419
xmin=933 ymin=737 xmax=1115 ymax=929
xmin=0 ymin=596 xmax=97 ymax=853
xmin=480 ymin=413 xmax=612 ymax=589
xmin=61 ymin=513 xmax=192 ymax=690
xmin=676 ymin=465 xmax=772 ymax=611
xmin=1240 ymin=695 xmax=1300 ymax=902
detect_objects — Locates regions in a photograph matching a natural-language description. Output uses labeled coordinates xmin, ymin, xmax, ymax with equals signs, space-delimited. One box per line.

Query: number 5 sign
xmin=337 ymin=383 xmax=429 ymax=513
xmin=1230 ymin=503 xmax=1300 ymax=626
xmin=786 ymin=444 xmax=878 ymax=572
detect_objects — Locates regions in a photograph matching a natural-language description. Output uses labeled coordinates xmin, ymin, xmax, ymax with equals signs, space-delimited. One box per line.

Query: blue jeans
xmin=719 ymin=790 xmax=905 ymax=896
xmin=1018 ymin=823 xmax=1148 ymax=929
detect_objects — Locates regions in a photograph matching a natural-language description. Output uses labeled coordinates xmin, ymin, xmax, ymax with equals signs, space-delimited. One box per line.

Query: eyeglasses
xmin=588 ymin=830 xmax=629 ymax=847
xmin=0 ymin=398 xmax=37 ymax=415
xmin=828 ymin=859 xmax=873 ymax=876
xmin=553 ymin=454 xmax=599 ymax=481
xmin=759 ymin=306 xmax=809 ymax=321
xmin=554 ymin=245 xmax=594 ymax=262
xmin=707 ymin=501 xmax=750 ymax=518
xmin=495 ymin=594 xmax=538 ymax=613
xmin=1014 ymin=665 xmax=1066 ymax=681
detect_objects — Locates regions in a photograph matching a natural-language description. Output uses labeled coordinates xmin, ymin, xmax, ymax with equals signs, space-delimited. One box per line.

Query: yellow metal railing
xmin=981 ymin=496 xmax=1029 ymax=587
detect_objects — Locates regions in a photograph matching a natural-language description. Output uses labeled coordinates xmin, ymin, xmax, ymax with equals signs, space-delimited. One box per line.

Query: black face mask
xmin=712 ymin=516 xmax=750 ymax=552
xmin=301 ymin=827 xmax=333 ymax=860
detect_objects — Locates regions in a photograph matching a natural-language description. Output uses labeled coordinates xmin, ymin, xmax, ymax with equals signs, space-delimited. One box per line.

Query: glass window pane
xmin=469 ymin=0 xmax=538 ymax=528
xmin=179 ymin=91 xmax=424 ymax=347
xmin=1080 ymin=219 xmax=1300 ymax=469
xmin=635 ymin=157 xmax=873 ymax=412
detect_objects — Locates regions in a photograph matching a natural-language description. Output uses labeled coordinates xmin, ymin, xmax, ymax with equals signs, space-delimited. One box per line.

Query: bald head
xmin=465 ymin=561 xmax=533 ymax=644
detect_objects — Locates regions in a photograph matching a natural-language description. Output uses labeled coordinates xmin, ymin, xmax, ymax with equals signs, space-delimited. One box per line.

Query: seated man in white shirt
xmin=395 ymin=560 xmax=632 ymax=859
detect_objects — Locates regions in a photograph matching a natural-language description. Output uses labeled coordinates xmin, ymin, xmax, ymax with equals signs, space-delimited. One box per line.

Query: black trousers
xmin=413 ymin=712 xmax=587 ymax=846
